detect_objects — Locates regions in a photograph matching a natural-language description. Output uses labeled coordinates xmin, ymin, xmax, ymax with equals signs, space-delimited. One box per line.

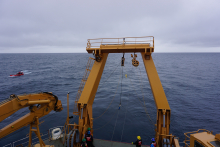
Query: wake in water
xmin=21 ymin=70 xmax=32 ymax=74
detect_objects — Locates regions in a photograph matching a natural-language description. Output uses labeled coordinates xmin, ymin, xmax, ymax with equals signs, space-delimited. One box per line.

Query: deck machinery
xmin=0 ymin=92 xmax=63 ymax=147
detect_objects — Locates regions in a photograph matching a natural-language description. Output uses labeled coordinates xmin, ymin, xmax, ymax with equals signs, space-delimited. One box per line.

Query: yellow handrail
xmin=183 ymin=129 xmax=211 ymax=147
xmin=87 ymin=36 xmax=154 ymax=49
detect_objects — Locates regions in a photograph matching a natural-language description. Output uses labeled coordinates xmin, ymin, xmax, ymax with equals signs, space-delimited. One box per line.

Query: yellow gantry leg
xmin=77 ymin=53 xmax=109 ymax=141
xmin=141 ymin=52 xmax=171 ymax=146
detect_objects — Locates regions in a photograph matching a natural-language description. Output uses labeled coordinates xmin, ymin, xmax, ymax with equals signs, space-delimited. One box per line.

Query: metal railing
xmin=0 ymin=95 xmax=17 ymax=106
xmin=87 ymin=36 xmax=154 ymax=49
xmin=3 ymin=126 xmax=64 ymax=147
xmin=3 ymin=134 xmax=49 ymax=147
xmin=183 ymin=129 xmax=211 ymax=147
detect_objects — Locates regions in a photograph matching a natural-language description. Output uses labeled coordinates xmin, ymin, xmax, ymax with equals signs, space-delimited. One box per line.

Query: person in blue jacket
xmin=150 ymin=138 xmax=156 ymax=147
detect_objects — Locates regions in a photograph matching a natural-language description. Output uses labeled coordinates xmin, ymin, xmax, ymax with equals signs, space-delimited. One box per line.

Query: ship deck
xmin=43 ymin=138 xmax=150 ymax=147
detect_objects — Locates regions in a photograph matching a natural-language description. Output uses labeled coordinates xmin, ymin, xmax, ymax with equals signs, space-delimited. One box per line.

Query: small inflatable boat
xmin=10 ymin=72 xmax=24 ymax=77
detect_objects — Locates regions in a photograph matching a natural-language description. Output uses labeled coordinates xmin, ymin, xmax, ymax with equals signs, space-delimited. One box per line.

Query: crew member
xmin=85 ymin=131 xmax=94 ymax=147
xmin=84 ymin=127 xmax=91 ymax=138
xmin=150 ymin=138 xmax=156 ymax=147
xmin=81 ymin=138 xmax=87 ymax=147
xmin=132 ymin=136 xmax=142 ymax=147
xmin=86 ymin=127 xmax=91 ymax=135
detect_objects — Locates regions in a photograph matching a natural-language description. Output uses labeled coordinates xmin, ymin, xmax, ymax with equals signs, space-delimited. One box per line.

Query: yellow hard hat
xmin=137 ymin=136 xmax=141 ymax=140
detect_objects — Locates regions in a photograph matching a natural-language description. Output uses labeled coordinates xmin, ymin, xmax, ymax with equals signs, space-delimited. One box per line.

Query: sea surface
xmin=0 ymin=53 xmax=220 ymax=146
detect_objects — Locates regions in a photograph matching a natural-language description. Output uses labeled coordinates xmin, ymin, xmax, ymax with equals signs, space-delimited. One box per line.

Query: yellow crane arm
xmin=0 ymin=92 xmax=62 ymax=122
xmin=0 ymin=92 xmax=63 ymax=139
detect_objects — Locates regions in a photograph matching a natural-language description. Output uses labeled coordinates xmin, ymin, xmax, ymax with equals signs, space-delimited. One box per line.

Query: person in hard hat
xmin=84 ymin=127 xmax=91 ymax=138
xmin=81 ymin=138 xmax=87 ymax=147
xmin=86 ymin=127 xmax=91 ymax=134
xmin=85 ymin=131 xmax=95 ymax=147
xmin=132 ymin=136 xmax=142 ymax=147
xmin=150 ymin=138 xmax=156 ymax=147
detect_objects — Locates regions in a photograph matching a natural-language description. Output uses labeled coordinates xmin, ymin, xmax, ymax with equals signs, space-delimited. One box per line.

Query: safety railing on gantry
xmin=86 ymin=36 xmax=154 ymax=49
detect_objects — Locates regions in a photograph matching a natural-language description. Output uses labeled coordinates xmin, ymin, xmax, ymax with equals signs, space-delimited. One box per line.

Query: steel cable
xmin=93 ymin=109 xmax=119 ymax=131
xmin=120 ymin=92 xmax=128 ymax=142
xmin=87 ymin=61 xmax=121 ymax=105
xmin=137 ymin=66 xmax=154 ymax=125
xmin=123 ymin=65 xmax=155 ymax=127
xmin=92 ymin=61 xmax=121 ymax=120
xmin=111 ymin=109 xmax=120 ymax=142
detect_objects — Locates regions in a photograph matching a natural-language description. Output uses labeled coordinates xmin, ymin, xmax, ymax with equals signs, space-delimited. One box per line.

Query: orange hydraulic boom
xmin=0 ymin=92 xmax=63 ymax=147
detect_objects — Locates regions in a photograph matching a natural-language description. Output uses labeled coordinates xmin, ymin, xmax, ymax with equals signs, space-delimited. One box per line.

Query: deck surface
xmin=94 ymin=139 xmax=149 ymax=147
xmin=42 ymin=138 xmax=150 ymax=147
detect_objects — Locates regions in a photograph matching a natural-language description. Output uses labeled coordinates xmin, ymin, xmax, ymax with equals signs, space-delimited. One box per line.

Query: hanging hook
xmin=131 ymin=53 xmax=139 ymax=67
xmin=121 ymin=53 xmax=125 ymax=66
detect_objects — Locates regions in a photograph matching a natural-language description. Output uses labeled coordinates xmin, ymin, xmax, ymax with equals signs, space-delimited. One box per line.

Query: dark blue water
xmin=0 ymin=53 xmax=220 ymax=146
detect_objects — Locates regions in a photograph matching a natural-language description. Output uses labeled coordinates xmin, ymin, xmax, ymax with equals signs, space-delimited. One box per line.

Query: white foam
xmin=21 ymin=70 xmax=32 ymax=74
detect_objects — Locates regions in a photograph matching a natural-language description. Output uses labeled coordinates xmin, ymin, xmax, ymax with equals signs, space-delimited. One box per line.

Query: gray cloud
xmin=0 ymin=0 xmax=220 ymax=53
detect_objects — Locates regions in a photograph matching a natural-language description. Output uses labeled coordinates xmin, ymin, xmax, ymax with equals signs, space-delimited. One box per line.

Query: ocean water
xmin=0 ymin=53 xmax=220 ymax=146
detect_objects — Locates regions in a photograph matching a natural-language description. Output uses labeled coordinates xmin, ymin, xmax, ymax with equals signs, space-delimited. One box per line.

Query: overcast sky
xmin=0 ymin=0 xmax=220 ymax=53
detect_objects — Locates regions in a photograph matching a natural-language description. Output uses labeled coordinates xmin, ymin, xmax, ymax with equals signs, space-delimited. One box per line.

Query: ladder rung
xmin=73 ymin=57 xmax=94 ymax=117
xmin=89 ymin=57 xmax=95 ymax=60
xmin=31 ymin=129 xmax=37 ymax=132
xmin=82 ymin=79 xmax=87 ymax=82
xmin=73 ymin=112 xmax=79 ymax=115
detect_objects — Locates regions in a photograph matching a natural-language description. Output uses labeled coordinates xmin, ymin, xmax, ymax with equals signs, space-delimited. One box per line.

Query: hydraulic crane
xmin=0 ymin=92 xmax=63 ymax=147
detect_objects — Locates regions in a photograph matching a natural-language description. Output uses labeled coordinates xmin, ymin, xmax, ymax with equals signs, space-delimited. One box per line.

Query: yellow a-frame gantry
xmin=70 ymin=36 xmax=173 ymax=147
